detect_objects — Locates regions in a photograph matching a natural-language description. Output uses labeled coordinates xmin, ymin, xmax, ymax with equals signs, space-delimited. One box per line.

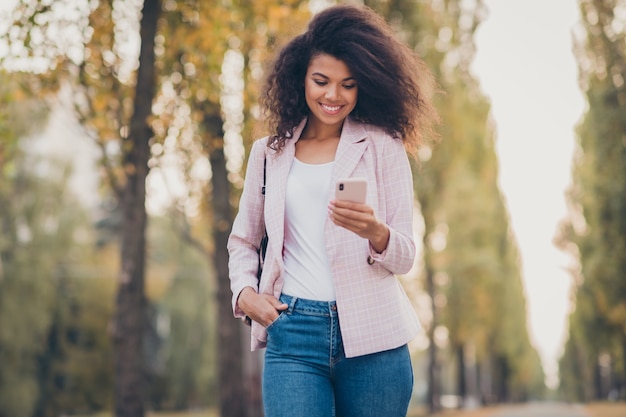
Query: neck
xmin=302 ymin=117 xmax=344 ymax=140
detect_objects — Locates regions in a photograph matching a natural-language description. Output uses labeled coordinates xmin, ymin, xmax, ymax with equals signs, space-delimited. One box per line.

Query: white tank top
xmin=282 ymin=158 xmax=336 ymax=301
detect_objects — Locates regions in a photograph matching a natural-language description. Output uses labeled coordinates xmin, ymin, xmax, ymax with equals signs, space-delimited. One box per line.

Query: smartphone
xmin=335 ymin=178 xmax=367 ymax=203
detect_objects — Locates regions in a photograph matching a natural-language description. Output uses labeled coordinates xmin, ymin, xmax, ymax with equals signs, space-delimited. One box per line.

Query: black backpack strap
xmin=261 ymin=156 xmax=266 ymax=196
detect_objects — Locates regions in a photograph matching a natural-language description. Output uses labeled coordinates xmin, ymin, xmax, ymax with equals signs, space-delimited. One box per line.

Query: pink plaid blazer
xmin=227 ymin=117 xmax=422 ymax=358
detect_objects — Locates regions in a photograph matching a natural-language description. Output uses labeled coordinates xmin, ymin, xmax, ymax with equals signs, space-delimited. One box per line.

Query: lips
xmin=320 ymin=103 xmax=342 ymax=114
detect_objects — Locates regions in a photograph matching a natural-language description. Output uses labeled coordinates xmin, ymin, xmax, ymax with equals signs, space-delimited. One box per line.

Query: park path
xmin=490 ymin=402 xmax=591 ymax=417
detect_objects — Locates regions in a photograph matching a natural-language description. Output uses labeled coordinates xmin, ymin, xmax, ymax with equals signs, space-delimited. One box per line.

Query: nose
xmin=325 ymin=84 xmax=339 ymax=100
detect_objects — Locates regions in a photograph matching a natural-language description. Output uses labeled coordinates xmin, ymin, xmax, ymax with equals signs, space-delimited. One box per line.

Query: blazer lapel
xmin=331 ymin=117 xmax=369 ymax=185
xmin=264 ymin=118 xmax=368 ymax=258
xmin=265 ymin=120 xmax=306 ymax=255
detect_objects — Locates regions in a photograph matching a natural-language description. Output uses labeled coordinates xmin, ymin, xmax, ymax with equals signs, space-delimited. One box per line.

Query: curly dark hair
xmin=260 ymin=3 xmax=439 ymax=156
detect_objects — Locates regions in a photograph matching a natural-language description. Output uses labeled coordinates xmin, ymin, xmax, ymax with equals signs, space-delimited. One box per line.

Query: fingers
xmin=328 ymin=200 xmax=368 ymax=224
xmin=241 ymin=292 xmax=287 ymax=327
xmin=270 ymin=297 xmax=289 ymax=311
xmin=330 ymin=199 xmax=368 ymax=213
xmin=328 ymin=200 xmax=374 ymax=236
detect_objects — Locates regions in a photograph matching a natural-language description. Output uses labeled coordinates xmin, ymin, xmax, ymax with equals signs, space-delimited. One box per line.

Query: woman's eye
xmin=314 ymin=80 xmax=327 ymax=86
xmin=343 ymin=84 xmax=356 ymax=90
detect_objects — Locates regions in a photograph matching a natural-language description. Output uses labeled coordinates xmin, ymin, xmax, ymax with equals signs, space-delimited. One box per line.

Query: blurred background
xmin=0 ymin=1 xmax=625 ymax=417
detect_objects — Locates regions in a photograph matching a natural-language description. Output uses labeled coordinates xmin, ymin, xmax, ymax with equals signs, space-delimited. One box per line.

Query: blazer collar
xmin=278 ymin=116 xmax=369 ymax=181
xmin=275 ymin=115 xmax=368 ymax=154
xmin=264 ymin=117 xmax=369 ymax=251
xmin=332 ymin=117 xmax=369 ymax=182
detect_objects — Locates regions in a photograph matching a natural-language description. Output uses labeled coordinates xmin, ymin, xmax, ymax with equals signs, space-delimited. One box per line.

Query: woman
xmin=227 ymin=4 xmax=438 ymax=417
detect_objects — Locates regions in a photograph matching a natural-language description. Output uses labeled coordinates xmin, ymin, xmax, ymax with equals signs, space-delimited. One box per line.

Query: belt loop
xmin=287 ymin=295 xmax=298 ymax=314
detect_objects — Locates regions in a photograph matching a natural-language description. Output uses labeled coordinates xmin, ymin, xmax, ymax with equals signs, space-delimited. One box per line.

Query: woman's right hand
xmin=238 ymin=287 xmax=289 ymax=327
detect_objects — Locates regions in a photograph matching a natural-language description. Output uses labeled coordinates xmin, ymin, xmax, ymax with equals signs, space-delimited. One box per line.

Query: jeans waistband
xmin=280 ymin=294 xmax=338 ymax=316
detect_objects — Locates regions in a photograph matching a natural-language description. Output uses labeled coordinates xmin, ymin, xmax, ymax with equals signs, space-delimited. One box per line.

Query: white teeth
xmin=321 ymin=104 xmax=341 ymax=112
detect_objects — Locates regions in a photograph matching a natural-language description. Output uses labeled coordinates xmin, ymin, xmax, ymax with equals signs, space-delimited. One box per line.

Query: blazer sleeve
xmin=367 ymin=136 xmax=416 ymax=275
xmin=227 ymin=138 xmax=267 ymax=317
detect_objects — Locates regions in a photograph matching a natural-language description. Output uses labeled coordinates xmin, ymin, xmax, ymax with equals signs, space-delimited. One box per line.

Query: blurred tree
xmin=2 ymin=0 xmax=161 ymax=415
xmin=362 ymin=0 xmax=448 ymax=409
xmin=153 ymin=2 xmax=310 ymax=415
xmin=0 ymin=70 xmax=50 ymax=417
xmin=220 ymin=3 xmax=311 ymax=415
xmin=142 ymin=216 xmax=216 ymax=411
xmin=366 ymin=0 xmax=544 ymax=407
xmin=0 ymin=68 xmax=118 ymax=417
xmin=110 ymin=1 xmax=160 ymax=415
xmin=557 ymin=0 xmax=626 ymax=401
xmin=149 ymin=275 xmax=215 ymax=410
xmin=3 ymin=1 xmax=311 ymax=415
xmin=0 ymin=157 xmax=100 ymax=417
xmin=432 ymin=12 xmax=543 ymax=406
xmin=152 ymin=3 xmax=241 ymax=413
xmin=558 ymin=299 xmax=597 ymax=401
xmin=37 ymin=273 xmax=116 ymax=417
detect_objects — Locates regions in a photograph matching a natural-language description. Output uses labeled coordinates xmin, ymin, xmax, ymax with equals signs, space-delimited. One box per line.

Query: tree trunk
xmin=593 ymin=360 xmax=603 ymax=400
xmin=203 ymin=110 xmax=247 ymax=417
xmin=417 ymin=192 xmax=440 ymax=415
xmin=478 ymin=358 xmax=493 ymax=405
xmin=456 ymin=344 xmax=466 ymax=408
xmin=242 ymin=329 xmax=264 ymax=417
xmin=424 ymin=244 xmax=440 ymax=414
xmin=113 ymin=1 xmax=160 ymax=416
xmin=463 ymin=342 xmax=480 ymax=408
xmin=495 ymin=356 xmax=509 ymax=402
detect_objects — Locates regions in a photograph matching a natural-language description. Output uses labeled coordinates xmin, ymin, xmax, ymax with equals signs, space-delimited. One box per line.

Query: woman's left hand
xmin=329 ymin=200 xmax=390 ymax=253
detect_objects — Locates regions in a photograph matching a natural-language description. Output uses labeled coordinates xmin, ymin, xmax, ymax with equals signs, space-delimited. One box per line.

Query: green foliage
xmin=149 ymin=275 xmax=216 ymax=410
xmin=38 ymin=274 xmax=116 ymax=416
xmin=0 ymin=142 xmax=215 ymax=416
xmin=145 ymin=217 xmax=216 ymax=411
xmin=0 ymin=70 xmax=48 ymax=170
xmin=2 ymin=1 xmax=310 ymax=415
xmin=558 ymin=0 xmax=626 ymax=401
xmin=0 ymin=70 xmax=114 ymax=417
xmin=0 ymin=71 xmax=52 ymax=417
xmin=0 ymin=152 xmax=94 ymax=417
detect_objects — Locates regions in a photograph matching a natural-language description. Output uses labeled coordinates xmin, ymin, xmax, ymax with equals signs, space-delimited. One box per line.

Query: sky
xmin=471 ymin=0 xmax=586 ymax=389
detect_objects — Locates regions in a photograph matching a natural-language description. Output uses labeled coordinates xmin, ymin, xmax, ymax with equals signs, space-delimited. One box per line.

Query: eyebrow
xmin=311 ymin=72 xmax=356 ymax=82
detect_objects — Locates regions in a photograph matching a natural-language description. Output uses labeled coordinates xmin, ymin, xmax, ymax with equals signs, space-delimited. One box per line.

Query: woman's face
xmin=304 ymin=54 xmax=358 ymax=129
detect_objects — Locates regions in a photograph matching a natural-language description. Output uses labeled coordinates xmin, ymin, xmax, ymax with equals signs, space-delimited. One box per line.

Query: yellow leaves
xmin=266 ymin=5 xmax=292 ymax=34
xmin=91 ymin=93 xmax=111 ymax=114
xmin=10 ymin=88 xmax=27 ymax=102
xmin=5 ymin=0 xmax=315 ymax=199
xmin=264 ymin=3 xmax=310 ymax=38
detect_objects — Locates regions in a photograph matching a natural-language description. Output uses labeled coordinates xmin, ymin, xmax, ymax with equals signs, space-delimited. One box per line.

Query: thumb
xmin=272 ymin=299 xmax=289 ymax=311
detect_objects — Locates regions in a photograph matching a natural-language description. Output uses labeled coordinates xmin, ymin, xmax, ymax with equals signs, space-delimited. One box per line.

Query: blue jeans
xmin=263 ymin=294 xmax=413 ymax=417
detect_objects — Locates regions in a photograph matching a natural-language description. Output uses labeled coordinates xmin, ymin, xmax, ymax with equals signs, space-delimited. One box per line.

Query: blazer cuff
xmin=232 ymin=283 xmax=258 ymax=318
xmin=368 ymin=242 xmax=388 ymax=262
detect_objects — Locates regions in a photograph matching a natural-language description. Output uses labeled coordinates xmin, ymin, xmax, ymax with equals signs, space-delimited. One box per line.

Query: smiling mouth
xmin=320 ymin=103 xmax=342 ymax=113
